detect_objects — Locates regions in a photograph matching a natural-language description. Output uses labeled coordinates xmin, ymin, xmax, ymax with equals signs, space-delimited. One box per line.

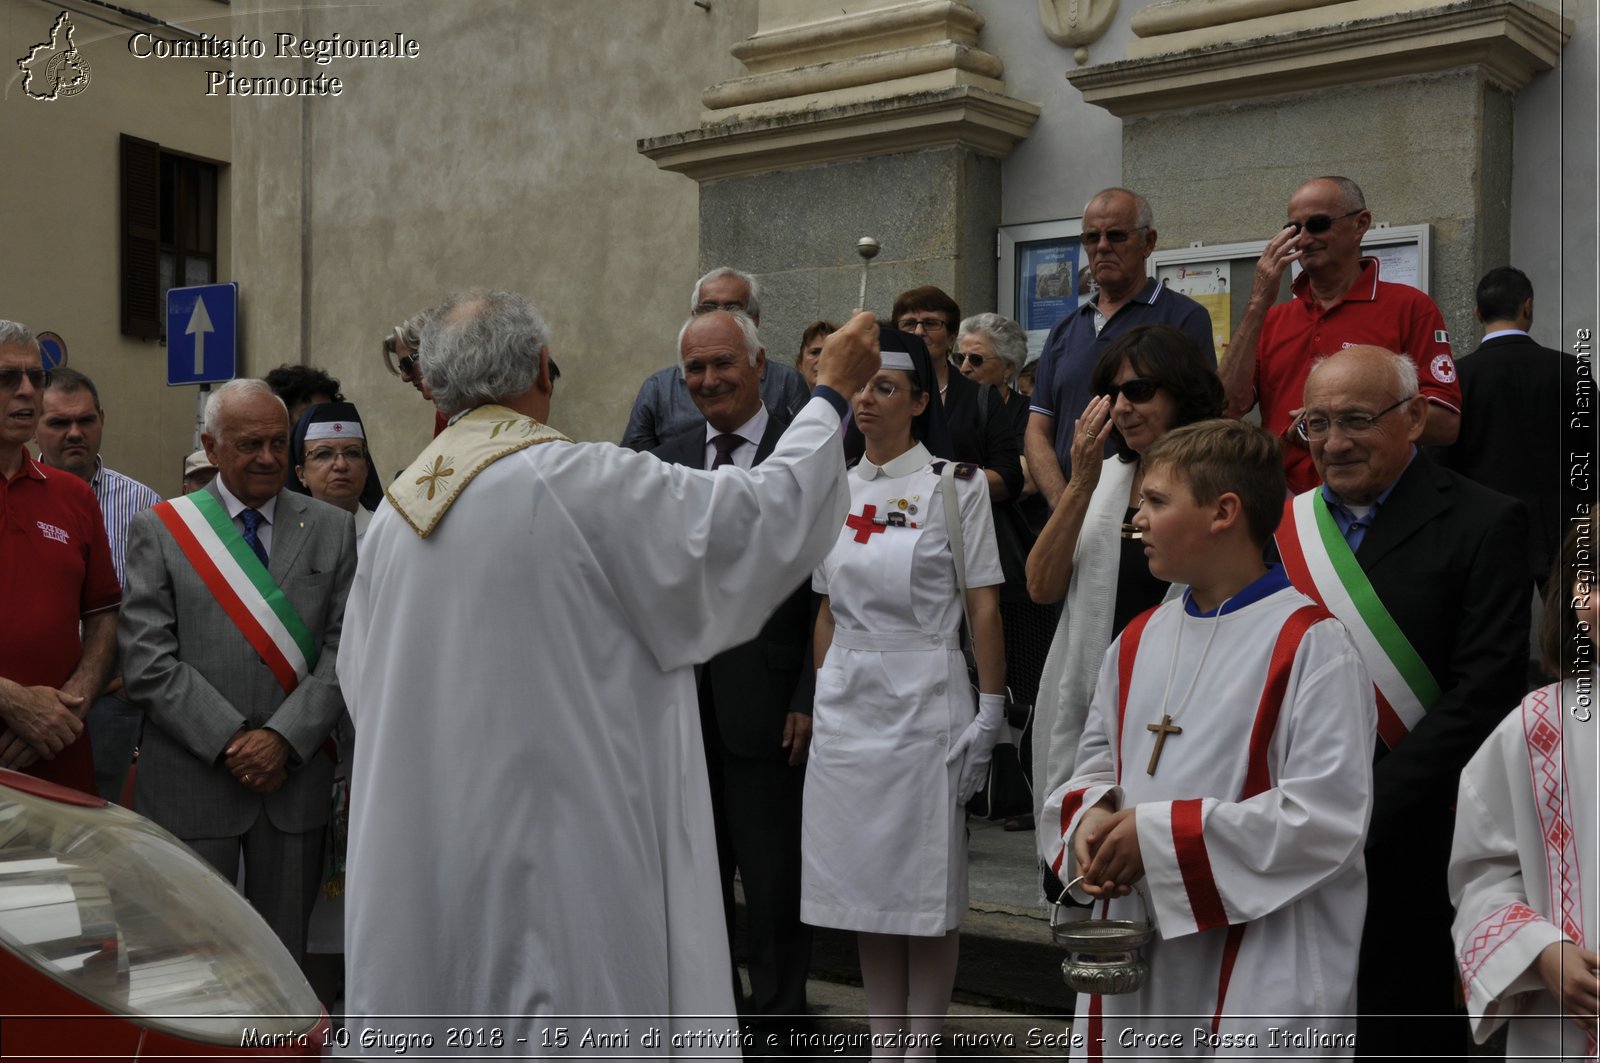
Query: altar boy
xmin=1040 ymin=420 xmax=1376 ymax=1057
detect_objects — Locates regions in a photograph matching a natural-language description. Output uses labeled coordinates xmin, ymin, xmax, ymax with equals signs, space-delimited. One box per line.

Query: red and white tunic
xmin=1450 ymin=680 xmax=1598 ymax=1062
xmin=1041 ymin=575 xmax=1375 ymax=1057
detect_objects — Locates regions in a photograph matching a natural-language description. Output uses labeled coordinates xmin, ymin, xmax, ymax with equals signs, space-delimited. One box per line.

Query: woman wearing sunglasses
xmin=1024 ymin=324 xmax=1224 ymax=887
xmin=804 ymin=329 xmax=1005 ymax=1058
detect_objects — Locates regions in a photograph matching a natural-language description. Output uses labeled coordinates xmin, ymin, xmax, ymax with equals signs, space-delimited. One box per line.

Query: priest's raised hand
xmin=812 ymin=309 xmax=881 ymax=397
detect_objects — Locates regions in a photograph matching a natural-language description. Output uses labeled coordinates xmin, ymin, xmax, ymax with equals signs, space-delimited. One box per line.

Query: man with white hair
xmin=339 ymin=291 xmax=880 ymax=1052
xmin=1276 ymin=344 xmax=1525 ymax=1056
xmin=621 ymin=266 xmax=810 ymax=450
xmin=651 ymin=309 xmax=817 ymax=1031
xmin=120 ymin=377 xmax=355 ymax=964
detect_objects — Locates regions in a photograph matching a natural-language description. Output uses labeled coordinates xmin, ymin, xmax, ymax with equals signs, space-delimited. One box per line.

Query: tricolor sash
xmin=152 ymin=493 xmax=317 ymax=695
xmin=1276 ymin=490 xmax=1441 ymax=749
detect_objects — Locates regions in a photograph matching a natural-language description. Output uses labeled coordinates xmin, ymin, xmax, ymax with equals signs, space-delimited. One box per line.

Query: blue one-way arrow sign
xmin=167 ymin=282 xmax=237 ymax=386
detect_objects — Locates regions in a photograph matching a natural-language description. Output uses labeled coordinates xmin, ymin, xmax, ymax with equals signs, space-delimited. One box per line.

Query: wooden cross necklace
xmin=1144 ymin=592 xmax=1234 ymax=775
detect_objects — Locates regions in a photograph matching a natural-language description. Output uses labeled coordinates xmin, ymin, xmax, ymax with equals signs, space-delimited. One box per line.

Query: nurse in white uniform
xmin=804 ymin=333 xmax=1006 ymax=1059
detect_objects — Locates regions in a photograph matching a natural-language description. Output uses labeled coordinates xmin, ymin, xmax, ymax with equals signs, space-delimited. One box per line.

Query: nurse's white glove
xmin=947 ymin=693 xmax=1006 ymax=803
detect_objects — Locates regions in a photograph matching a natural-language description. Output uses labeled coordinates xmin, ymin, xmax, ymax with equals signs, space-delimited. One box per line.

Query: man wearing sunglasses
xmin=1221 ymin=176 xmax=1461 ymax=493
xmin=0 ymin=321 xmax=120 ymax=797
xmin=1026 ymin=187 xmax=1216 ymax=509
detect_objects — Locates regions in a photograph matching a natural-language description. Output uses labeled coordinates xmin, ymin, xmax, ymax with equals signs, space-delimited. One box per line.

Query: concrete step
xmin=804 ymin=908 xmax=1071 ymax=1018
xmin=798 ymin=977 xmax=1071 ymax=1059
xmin=733 ymin=815 xmax=1077 ymax=1059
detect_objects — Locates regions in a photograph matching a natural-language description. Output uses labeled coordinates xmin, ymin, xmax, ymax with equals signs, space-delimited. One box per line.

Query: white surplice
xmin=1449 ymin=680 xmax=1599 ymax=1063
xmin=1040 ymin=575 xmax=1375 ymax=1058
xmin=337 ymin=398 xmax=849 ymax=1056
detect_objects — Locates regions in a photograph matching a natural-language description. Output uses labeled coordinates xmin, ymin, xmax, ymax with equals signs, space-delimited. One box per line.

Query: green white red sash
xmin=151 ymin=492 xmax=317 ymax=694
xmin=1276 ymin=490 xmax=1441 ymax=749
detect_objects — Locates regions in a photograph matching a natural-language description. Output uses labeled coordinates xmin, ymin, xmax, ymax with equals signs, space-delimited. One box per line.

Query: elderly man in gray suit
xmin=120 ymin=378 xmax=356 ymax=964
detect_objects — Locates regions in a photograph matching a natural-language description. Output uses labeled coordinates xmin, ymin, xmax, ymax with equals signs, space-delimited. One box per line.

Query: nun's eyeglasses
xmin=855 ymin=381 xmax=903 ymax=399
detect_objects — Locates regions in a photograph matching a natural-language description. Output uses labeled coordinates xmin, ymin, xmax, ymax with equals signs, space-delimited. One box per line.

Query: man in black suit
xmin=1279 ymin=345 xmax=1527 ymax=1059
xmin=1436 ymin=266 xmax=1586 ymax=592
xmin=651 ymin=309 xmax=812 ymax=1032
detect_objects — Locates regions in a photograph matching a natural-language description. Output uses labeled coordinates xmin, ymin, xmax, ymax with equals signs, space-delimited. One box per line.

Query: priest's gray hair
xmin=422 ymin=289 xmax=551 ymax=416
xmin=956 ymin=313 xmax=1029 ymax=381
xmin=0 ymin=320 xmax=38 ymax=353
xmin=676 ymin=310 xmax=762 ymax=379
xmin=691 ymin=267 xmax=761 ymax=320
xmin=204 ymin=378 xmax=287 ymax=437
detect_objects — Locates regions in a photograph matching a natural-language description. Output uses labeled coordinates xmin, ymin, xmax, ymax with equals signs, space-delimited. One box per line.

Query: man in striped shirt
xmin=36 ymin=367 xmax=160 ymax=799
xmin=36 ymin=368 xmax=162 ymax=585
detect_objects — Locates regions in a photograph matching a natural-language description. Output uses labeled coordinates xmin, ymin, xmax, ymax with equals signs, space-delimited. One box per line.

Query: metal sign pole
xmin=194 ymin=384 xmax=210 ymax=451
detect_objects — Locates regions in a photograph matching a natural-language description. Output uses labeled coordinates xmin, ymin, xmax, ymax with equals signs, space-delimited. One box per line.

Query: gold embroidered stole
xmin=387 ymin=405 xmax=571 ymax=538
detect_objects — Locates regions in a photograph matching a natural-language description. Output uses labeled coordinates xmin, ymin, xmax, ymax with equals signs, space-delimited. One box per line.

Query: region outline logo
xmin=17 ymin=11 xmax=91 ymax=101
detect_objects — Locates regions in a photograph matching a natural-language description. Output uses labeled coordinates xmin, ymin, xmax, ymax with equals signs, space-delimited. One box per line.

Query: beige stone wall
xmin=1 ymin=0 xmax=233 ymax=495
xmin=229 ymin=0 xmax=755 ymax=482
xmin=4 ymin=0 xmax=752 ymax=492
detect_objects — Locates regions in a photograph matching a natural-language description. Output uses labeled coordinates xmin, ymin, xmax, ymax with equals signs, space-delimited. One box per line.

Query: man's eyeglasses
xmin=1082 ymin=226 xmax=1148 ymax=247
xmin=855 ymin=380 xmax=906 ymax=400
xmin=305 ymin=446 xmax=368 ymax=466
xmin=1297 ymin=397 xmax=1410 ymax=441
xmin=0 ymin=368 xmax=49 ymax=391
xmin=694 ymin=301 xmax=747 ymax=315
xmin=897 ymin=317 xmax=948 ymax=333
xmin=1101 ymin=377 xmax=1160 ymax=404
xmin=1284 ymin=209 xmax=1362 ymax=236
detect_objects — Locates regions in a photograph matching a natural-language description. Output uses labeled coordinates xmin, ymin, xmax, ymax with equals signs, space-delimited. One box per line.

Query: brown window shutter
xmin=120 ymin=134 xmax=161 ymax=339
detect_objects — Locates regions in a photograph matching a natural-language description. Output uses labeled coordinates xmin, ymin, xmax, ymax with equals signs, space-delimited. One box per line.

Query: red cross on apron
xmin=844 ymin=504 xmax=886 ymax=543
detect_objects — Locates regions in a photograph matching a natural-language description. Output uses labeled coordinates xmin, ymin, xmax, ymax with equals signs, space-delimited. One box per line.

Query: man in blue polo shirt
xmin=1024 ymin=188 xmax=1216 ymax=508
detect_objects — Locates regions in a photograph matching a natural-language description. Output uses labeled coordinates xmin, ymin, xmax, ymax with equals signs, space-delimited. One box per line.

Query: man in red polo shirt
xmin=1220 ymin=176 xmax=1461 ymax=493
xmin=0 ymin=321 xmax=119 ymax=794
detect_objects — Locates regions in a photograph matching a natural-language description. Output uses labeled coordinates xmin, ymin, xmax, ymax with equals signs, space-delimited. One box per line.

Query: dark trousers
xmin=703 ymin=720 xmax=811 ymax=1021
xmin=86 ymin=693 xmax=140 ymax=801
xmin=1356 ymin=836 xmax=1473 ymax=1060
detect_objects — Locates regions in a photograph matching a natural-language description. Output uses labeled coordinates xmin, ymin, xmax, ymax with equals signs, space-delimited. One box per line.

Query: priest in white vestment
xmin=337 ymin=292 xmax=880 ymax=1056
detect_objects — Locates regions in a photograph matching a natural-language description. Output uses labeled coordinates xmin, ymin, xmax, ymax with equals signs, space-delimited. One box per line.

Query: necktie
xmin=241 ymin=508 xmax=269 ymax=568
xmin=711 ymin=434 xmax=742 ymax=469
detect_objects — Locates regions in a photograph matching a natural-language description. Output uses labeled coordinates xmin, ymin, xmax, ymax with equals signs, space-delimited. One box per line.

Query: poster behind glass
xmin=1016 ymin=238 xmax=1082 ymax=354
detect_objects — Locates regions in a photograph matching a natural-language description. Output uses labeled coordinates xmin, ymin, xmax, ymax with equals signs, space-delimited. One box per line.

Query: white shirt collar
xmin=704 ymin=404 xmax=769 ymax=451
xmin=214 ymin=475 xmax=278 ymax=523
xmin=1481 ymin=328 xmax=1530 ymax=342
xmin=856 ymin=441 xmax=932 ymax=480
